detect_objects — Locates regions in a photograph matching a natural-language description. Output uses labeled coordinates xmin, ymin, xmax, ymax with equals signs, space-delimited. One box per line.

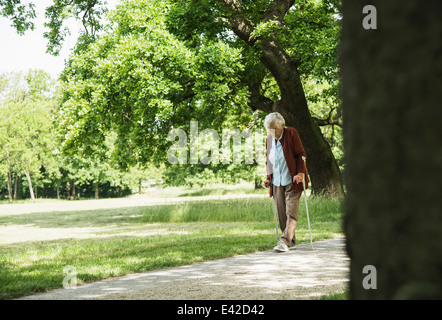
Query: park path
xmin=17 ymin=238 xmax=349 ymax=300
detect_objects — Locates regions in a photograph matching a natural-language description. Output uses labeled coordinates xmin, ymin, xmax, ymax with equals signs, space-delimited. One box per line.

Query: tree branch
xmin=312 ymin=117 xmax=343 ymax=128
xmin=312 ymin=108 xmax=343 ymax=128
xmin=263 ymin=0 xmax=295 ymax=24
xmin=217 ymin=0 xmax=256 ymax=45
xmin=248 ymin=79 xmax=274 ymax=113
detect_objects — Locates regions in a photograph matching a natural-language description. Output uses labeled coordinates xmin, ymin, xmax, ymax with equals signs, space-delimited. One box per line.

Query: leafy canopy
xmin=57 ymin=0 xmax=342 ymax=168
xmin=57 ymin=0 xmax=250 ymax=168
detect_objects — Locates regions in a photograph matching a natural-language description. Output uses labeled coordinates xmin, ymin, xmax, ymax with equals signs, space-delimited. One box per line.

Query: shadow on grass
xmin=0 ymin=198 xmax=275 ymax=229
xmin=0 ymin=233 xmax=274 ymax=300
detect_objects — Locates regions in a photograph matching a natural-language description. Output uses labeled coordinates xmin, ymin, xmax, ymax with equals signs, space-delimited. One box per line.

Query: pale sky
xmin=0 ymin=0 xmax=119 ymax=79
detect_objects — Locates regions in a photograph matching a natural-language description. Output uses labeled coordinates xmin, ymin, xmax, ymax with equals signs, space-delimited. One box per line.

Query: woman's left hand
xmin=293 ymin=173 xmax=304 ymax=184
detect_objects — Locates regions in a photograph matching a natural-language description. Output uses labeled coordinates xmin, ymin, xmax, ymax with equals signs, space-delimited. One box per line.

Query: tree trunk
xmin=57 ymin=184 xmax=60 ymax=200
xmin=70 ymin=179 xmax=76 ymax=200
xmin=7 ymin=166 xmax=13 ymax=202
xmin=24 ymin=169 xmax=35 ymax=202
xmin=66 ymin=181 xmax=70 ymax=199
xmin=260 ymin=53 xmax=344 ymax=196
xmin=341 ymin=0 xmax=442 ymax=299
xmin=219 ymin=0 xmax=344 ymax=196
xmin=6 ymin=150 xmax=13 ymax=201
xmin=14 ymin=175 xmax=19 ymax=200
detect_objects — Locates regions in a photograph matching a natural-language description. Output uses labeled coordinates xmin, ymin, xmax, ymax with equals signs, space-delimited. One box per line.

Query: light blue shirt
xmin=268 ymin=130 xmax=292 ymax=187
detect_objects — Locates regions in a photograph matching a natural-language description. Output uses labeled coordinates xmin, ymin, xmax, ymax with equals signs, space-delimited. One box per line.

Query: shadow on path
xmin=18 ymin=238 xmax=349 ymax=300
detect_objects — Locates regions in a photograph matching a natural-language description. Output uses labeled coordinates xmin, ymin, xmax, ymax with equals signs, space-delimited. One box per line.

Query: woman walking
xmin=264 ymin=112 xmax=309 ymax=252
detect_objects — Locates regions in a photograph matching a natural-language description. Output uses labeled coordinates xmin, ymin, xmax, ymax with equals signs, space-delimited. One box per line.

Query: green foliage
xmin=163 ymin=163 xmax=261 ymax=187
xmin=43 ymin=0 xmax=109 ymax=55
xmin=0 ymin=0 xmax=36 ymax=35
xmin=3 ymin=0 xmax=344 ymax=191
xmin=0 ymin=71 xmax=156 ymax=200
xmin=1 ymin=0 xmax=109 ymax=55
xmin=0 ymin=71 xmax=56 ymax=199
xmin=57 ymin=0 xmax=250 ymax=169
xmin=166 ymin=0 xmax=343 ymax=158
xmin=304 ymin=77 xmax=343 ymax=168
xmin=284 ymin=0 xmax=341 ymax=81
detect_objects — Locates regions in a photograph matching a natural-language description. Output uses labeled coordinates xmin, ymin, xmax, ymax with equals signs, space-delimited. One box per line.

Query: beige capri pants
xmin=272 ymin=183 xmax=302 ymax=246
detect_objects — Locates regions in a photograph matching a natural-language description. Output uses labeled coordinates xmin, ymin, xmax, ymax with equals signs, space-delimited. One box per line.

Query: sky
xmin=0 ymin=0 xmax=119 ymax=79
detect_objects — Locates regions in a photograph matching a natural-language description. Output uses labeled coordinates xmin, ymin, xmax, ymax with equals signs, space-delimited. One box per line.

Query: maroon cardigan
xmin=266 ymin=127 xmax=309 ymax=197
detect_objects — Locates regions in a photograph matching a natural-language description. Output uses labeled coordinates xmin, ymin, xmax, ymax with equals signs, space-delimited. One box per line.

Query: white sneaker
xmin=273 ymin=240 xmax=289 ymax=252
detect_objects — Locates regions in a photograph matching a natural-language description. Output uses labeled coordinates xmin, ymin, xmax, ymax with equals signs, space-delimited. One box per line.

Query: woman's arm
xmin=291 ymin=129 xmax=307 ymax=181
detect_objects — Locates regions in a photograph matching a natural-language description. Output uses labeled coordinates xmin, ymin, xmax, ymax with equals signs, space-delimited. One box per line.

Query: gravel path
xmin=17 ymin=238 xmax=349 ymax=300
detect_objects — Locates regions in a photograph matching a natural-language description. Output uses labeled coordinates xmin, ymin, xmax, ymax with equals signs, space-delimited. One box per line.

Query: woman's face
xmin=268 ymin=126 xmax=284 ymax=140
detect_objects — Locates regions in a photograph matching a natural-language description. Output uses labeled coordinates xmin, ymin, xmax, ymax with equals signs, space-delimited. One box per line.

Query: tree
xmin=208 ymin=0 xmax=344 ymax=196
xmin=342 ymin=1 xmax=442 ymax=299
xmin=56 ymin=0 xmax=249 ymax=166
xmin=0 ymin=70 xmax=56 ymax=201
xmin=3 ymin=1 xmax=344 ymax=195
xmin=0 ymin=73 xmax=28 ymax=201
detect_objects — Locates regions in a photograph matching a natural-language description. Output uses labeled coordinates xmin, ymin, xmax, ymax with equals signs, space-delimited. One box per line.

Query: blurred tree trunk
xmin=341 ymin=1 xmax=442 ymax=299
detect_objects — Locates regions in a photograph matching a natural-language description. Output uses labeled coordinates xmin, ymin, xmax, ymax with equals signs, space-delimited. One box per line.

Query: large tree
xmin=165 ymin=0 xmax=344 ymax=195
xmin=59 ymin=0 xmax=344 ymax=195
xmin=227 ymin=0 xmax=343 ymax=195
xmin=342 ymin=1 xmax=442 ymax=299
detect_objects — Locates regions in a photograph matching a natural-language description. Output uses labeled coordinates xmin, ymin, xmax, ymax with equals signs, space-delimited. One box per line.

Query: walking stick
xmin=272 ymin=198 xmax=280 ymax=243
xmin=302 ymin=156 xmax=314 ymax=250
xmin=265 ymin=178 xmax=280 ymax=244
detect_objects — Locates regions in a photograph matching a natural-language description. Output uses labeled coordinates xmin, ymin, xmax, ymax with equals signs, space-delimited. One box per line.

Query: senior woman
xmin=264 ymin=112 xmax=309 ymax=252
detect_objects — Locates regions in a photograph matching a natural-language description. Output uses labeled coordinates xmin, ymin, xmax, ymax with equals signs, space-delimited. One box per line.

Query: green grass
xmin=0 ymin=195 xmax=344 ymax=299
xmin=317 ymin=290 xmax=349 ymax=300
xmin=141 ymin=182 xmax=269 ymax=198
xmin=0 ymin=182 xmax=268 ymax=203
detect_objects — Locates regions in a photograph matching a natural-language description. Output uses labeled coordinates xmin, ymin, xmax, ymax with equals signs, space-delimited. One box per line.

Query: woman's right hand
xmin=264 ymin=179 xmax=271 ymax=188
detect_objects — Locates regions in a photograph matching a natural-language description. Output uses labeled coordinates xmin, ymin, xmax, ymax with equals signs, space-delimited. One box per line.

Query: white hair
xmin=264 ymin=112 xmax=285 ymax=130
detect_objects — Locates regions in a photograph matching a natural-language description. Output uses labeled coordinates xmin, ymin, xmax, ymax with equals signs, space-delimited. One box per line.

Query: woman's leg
xmin=273 ymin=184 xmax=286 ymax=234
xmin=282 ymin=184 xmax=301 ymax=246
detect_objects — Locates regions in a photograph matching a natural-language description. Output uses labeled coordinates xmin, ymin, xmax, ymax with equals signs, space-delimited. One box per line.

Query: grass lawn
xmin=317 ymin=290 xmax=349 ymax=300
xmin=0 ymin=192 xmax=344 ymax=299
